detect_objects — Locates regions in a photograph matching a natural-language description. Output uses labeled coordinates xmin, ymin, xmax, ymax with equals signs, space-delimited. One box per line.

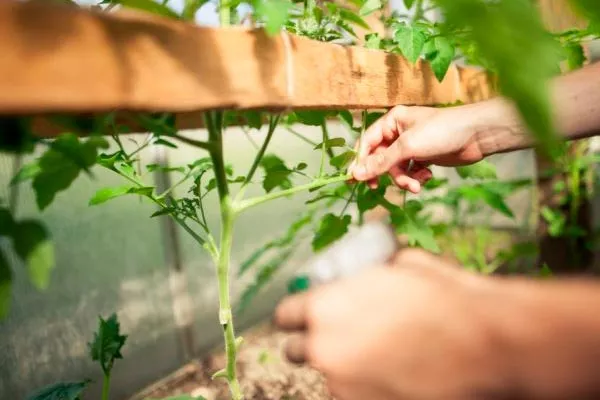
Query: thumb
xmin=352 ymin=131 xmax=416 ymax=181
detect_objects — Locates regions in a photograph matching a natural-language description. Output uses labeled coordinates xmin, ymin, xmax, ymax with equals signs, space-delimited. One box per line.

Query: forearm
xmin=488 ymin=277 xmax=600 ymax=399
xmin=476 ymin=61 xmax=600 ymax=156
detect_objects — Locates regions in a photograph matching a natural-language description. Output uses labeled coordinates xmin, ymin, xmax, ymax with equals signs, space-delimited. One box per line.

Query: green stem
xmin=235 ymin=174 xmax=351 ymax=214
xmin=101 ymin=373 xmax=111 ymax=400
xmin=412 ymin=0 xmax=424 ymax=22
xmin=206 ymin=111 xmax=242 ymax=400
xmin=287 ymin=127 xmax=318 ymax=147
xmin=237 ymin=115 xmax=280 ymax=201
xmin=220 ymin=0 xmax=230 ymax=26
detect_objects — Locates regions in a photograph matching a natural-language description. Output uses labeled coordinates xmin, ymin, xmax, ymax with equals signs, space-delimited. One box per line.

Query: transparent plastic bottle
xmin=287 ymin=220 xmax=399 ymax=293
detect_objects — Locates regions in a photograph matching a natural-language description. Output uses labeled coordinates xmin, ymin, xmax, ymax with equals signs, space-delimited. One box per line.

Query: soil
xmin=130 ymin=323 xmax=331 ymax=400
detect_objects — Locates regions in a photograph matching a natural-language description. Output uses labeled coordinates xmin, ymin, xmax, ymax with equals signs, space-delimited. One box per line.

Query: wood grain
xmin=0 ymin=0 xmax=493 ymax=112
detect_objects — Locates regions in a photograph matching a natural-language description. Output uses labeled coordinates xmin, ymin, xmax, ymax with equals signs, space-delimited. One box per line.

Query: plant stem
xmin=287 ymin=127 xmax=318 ymax=147
xmin=206 ymin=111 xmax=242 ymax=400
xmin=234 ymin=174 xmax=351 ymax=213
xmin=237 ymin=115 xmax=280 ymax=201
xmin=101 ymin=373 xmax=111 ymax=400
xmin=220 ymin=0 xmax=230 ymax=26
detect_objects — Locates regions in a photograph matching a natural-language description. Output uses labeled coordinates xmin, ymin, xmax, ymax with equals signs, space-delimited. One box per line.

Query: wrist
xmin=467 ymin=97 xmax=532 ymax=157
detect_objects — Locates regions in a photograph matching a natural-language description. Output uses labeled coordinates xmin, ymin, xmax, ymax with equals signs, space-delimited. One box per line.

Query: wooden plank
xmin=0 ymin=0 xmax=493 ymax=122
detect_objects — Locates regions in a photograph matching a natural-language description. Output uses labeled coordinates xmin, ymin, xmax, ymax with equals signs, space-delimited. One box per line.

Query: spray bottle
xmin=287 ymin=219 xmax=400 ymax=293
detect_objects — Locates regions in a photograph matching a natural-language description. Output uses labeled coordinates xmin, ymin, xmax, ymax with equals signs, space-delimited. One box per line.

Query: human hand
xmin=349 ymin=102 xmax=501 ymax=193
xmin=274 ymin=249 xmax=511 ymax=400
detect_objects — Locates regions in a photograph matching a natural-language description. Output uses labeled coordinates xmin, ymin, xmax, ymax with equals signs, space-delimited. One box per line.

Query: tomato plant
xmin=3 ymin=0 xmax=600 ymax=399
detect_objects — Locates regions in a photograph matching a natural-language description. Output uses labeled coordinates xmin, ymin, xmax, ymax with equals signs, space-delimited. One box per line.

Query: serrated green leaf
xmin=330 ymin=150 xmax=355 ymax=170
xmin=0 ymin=249 xmax=12 ymax=319
xmin=423 ymin=177 xmax=448 ymax=190
xmin=12 ymin=221 xmax=55 ymax=290
xmin=117 ymin=0 xmax=180 ymax=19
xmin=403 ymin=0 xmax=415 ymax=8
xmin=364 ymin=32 xmax=382 ymax=49
xmin=564 ymin=43 xmax=586 ymax=71
xmin=88 ymin=313 xmax=128 ymax=374
xmin=423 ymin=36 xmax=454 ymax=82
xmin=31 ymin=134 xmax=108 ymax=210
xmin=390 ymin=207 xmax=439 ymax=253
xmin=260 ymin=154 xmax=292 ymax=193
xmin=312 ymin=214 xmax=351 ymax=252
xmin=395 ymin=25 xmax=427 ymax=63
xmin=455 ymin=160 xmax=497 ymax=180
xmin=26 ymin=381 xmax=90 ymax=400
xmin=255 ymin=0 xmax=292 ymax=35
xmin=89 ymin=185 xmax=134 ymax=206
xmin=339 ymin=8 xmax=370 ymax=29
xmin=457 ymin=185 xmax=514 ymax=218
xmin=359 ymin=0 xmax=382 ymax=16
xmin=293 ymin=111 xmax=327 ymax=126
xmin=10 ymin=162 xmax=41 ymax=185
xmin=356 ymin=182 xmax=384 ymax=215
xmin=314 ymin=138 xmax=346 ymax=150
xmin=243 ymin=111 xmax=264 ymax=130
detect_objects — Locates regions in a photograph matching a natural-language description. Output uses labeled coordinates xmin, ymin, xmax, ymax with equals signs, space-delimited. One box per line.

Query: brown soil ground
xmin=130 ymin=323 xmax=331 ymax=400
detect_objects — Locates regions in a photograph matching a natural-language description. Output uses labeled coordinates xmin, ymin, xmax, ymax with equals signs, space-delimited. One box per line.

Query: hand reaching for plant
xmin=349 ymin=102 xmax=501 ymax=193
xmin=350 ymin=61 xmax=600 ymax=193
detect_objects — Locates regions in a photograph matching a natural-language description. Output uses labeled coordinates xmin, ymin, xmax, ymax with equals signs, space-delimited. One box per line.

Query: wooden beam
xmin=0 ymin=0 xmax=493 ymax=123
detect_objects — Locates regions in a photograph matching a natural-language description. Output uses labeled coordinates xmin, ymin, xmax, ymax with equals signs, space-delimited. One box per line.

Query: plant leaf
xmin=390 ymin=208 xmax=440 ymax=253
xmin=312 ymin=214 xmax=352 ymax=252
xmin=339 ymin=8 xmax=370 ymax=29
xmin=455 ymin=160 xmax=497 ymax=180
xmin=564 ymin=43 xmax=586 ymax=71
xmin=359 ymin=0 xmax=382 ymax=16
xmin=117 ymin=0 xmax=180 ymax=19
xmin=0 ymin=249 xmax=12 ymax=319
xmin=423 ymin=36 xmax=454 ymax=82
xmin=31 ymin=134 xmax=108 ymax=210
xmin=89 ymin=185 xmax=134 ymax=206
xmin=26 ymin=381 xmax=90 ymax=400
xmin=395 ymin=25 xmax=427 ymax=63
xmin=330 ymin=151 xmax=356 ymax=170
xmin=260 ymin=154 xmax=292 ymax=193
xmin=314 ymin=138 xmax=346 ymax=150
xmin=365 ymin=33 xmax=382 ymax=49
xmin=12 ymin=221 xmax=55 ymax=290
xmin=10 ymin=162 xmax=41 ymax=185
xmin=255 ymin=0 xmax=293 ymax=35
xmin=88 ymin=313 xmax=128 ymax=375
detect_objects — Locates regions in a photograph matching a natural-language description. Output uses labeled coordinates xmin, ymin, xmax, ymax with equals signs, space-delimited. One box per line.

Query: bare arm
xmin=490 ymin=275 xmax=600 ymax=399
xmin=477 ymin=61 xmax=600 ymax=156
xmin=350 ymin=61 xmax=600 ymax=187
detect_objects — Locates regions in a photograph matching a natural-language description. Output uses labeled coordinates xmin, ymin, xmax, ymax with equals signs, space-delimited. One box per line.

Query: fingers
xmin=284 ymin=333 xmax=308 ymax=364
xmin=389 ymin=163 xmax=432 ymax=193
xmin=274 ymin=291 xmax=311 ymax=332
